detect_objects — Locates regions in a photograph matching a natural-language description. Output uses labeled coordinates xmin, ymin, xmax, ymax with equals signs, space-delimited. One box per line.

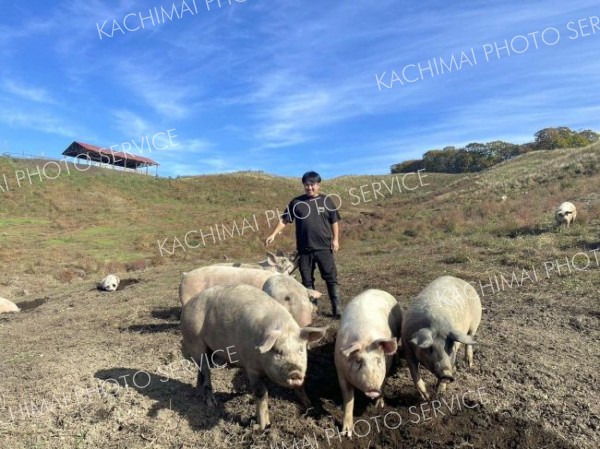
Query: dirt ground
xmin=1 ymin=248 xmax=598 ymax=449
xmin=2 ymin=152 xmax=600 ymax=448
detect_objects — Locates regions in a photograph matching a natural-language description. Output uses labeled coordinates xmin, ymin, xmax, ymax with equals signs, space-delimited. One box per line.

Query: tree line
xmin=390 ymin=127 xmax=600 ymax=174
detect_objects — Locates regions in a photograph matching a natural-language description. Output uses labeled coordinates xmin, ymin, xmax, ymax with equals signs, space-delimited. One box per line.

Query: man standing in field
xmin=266 ymin=171 xmax=342 ymax=318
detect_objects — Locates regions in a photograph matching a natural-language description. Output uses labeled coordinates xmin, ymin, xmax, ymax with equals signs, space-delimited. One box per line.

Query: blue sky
xmin=0 ymin=0 xmax=599 ymax=178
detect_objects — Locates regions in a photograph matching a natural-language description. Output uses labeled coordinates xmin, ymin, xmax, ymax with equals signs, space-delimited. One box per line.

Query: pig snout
xmin=364 ymin=389 xmax=382 ymax=399
xmin=438 ymin=373 xmax=455 ymax=383
xmin=287 ymin=371 xmax=305 ymax=387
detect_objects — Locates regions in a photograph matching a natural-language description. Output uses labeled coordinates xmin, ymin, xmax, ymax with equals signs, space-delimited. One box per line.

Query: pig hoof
xmin=299 ymin=398 xmax=312 ymax=410
xmin=435 ymin=382 xmax=448 ymax=396
xmin=204 ymin=394 xmax=218 ymax=408
xmin=375 ymin=397 xmax=385 ymax=408
xmin=294 ymin=388 xmax=312 ymax=409
xmin=302 ymin=406 xmax=315 ymax=417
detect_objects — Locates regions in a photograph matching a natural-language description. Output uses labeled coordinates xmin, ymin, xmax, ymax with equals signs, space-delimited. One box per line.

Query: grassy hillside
xmin=0 ymin=156 xmax=443 ymax=295
xmin=0 ymin=145 xmax=599 ymax=448
xmin=1 ymin=145 xmax=599 ymax=297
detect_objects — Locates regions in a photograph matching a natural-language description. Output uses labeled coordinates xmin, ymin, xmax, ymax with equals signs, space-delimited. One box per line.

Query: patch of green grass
xmin=0 ymin=217 xmax=51 ymax=226
xmin=443 ymin=254 xmax=471 ymax=264
xmin=78 ymin=226 xmax=121 ymax=237
xmin=46 ymin=236 xmax=83 ymax=245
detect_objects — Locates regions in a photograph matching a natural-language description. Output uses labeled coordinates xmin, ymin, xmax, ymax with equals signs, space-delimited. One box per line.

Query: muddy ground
xmin=1 ymin=249 xmax=598 ymax=449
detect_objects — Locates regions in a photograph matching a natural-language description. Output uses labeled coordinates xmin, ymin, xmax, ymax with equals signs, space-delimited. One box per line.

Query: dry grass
xmin=0 ymin=145 xmax=599 ymax=448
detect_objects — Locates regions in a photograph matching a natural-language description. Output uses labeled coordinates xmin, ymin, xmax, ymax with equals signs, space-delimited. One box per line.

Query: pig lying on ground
xmin=0 ymin=297 xmax=20 ymax=314
xmin=335 ymin=289 xmax=401 ymax=437
xmin=181 ymin=284 xmax=327 ymax=429
xmin=179 ymin=266 xmax=320 ymax=326
xmin=215 ymin=251 xmax=298 ymax=274
xmin=98 ymin=275 xmax=120 ymax=292
xmin=555 ymin=201 xmax=577 ymax=228
xmin=402 ymin=276 xmax=481 ymax=400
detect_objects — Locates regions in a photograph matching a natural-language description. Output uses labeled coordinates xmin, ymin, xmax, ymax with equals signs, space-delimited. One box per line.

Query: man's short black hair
xmin=302 ymin=171 xmax=321 ymax=184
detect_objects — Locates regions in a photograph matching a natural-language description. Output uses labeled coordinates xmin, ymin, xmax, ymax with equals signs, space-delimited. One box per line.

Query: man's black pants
xmin=298 ymin=249 xmax=338 ymax=289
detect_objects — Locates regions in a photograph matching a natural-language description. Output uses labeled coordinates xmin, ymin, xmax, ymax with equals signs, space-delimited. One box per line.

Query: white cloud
xmin=1 ymin=0 xmax=599 ymax=177
xmin=111 ymin=109 xmax=153 ymax=137
xmin=3 ymin=80 xmax=57 ymax=104
xmin=0 ymin=108 xmax=84 ymax=138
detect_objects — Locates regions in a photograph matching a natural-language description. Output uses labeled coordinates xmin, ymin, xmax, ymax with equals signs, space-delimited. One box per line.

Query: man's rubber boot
xmin=326 ymin=283 xmax=342 ymax=319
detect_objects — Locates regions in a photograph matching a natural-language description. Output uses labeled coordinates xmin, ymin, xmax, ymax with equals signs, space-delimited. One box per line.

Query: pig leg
xmin=338 ymin=373 xmax=355 ymax=437
xmin=406 ymin=346 xmax=429 ymax=401
xmin=435 ymin=380 xmax=447 ymax=396
xmin=465 ymin=345 xmax=473 ymax=367
xmin=294 ymin=387 xmax=311 ymax=410
xmin=190 ymin=342 xmax=217 ymax=407
xmin=450 ymin=342 xmax=459 ymax=367
xmin=248 ymin=371 xmax=270 ymax=430
xmin=465 ymin=328 xmax=477 ymax=367
xmin=196 ymin=364 xmax=216 ymax=407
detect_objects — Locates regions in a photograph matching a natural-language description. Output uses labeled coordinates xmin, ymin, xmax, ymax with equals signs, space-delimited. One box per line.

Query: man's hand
xmin=331 ymin=222 xmax=340 ymax=252
xmin=331 ymin=239 xmax=339 ymax=252
xmin=266 ymin=220 xmax=287 ymax=246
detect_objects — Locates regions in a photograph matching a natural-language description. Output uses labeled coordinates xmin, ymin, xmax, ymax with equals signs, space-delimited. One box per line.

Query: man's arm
xmin=266 ymin=200 xmax=295 ymax=246
xmin=325 ymin=194 xmax=341 ymax=252
xmin=331 ymin=221 xmax=339 ymax=251
xmin=265 ymin=219 xmax=287 ymax=246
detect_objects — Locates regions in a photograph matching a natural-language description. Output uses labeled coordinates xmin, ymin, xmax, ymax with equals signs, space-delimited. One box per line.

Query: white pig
xmin=402 ymin=276 xmax=481 ymax=400
xmin=555 ymin=201 xmax=577 ymax=228
xmin=334 ymin=289 xmax=401 ymax=437
xmin=215 ymin=251 xmax=298 ymax=274
xmin=0 ymin=297 xmax=20 ymax=314
xmin=179 ymin=266 xmax=320 ymax=326
xmin=99 ymin=275 xmax=120 ymax=292
xmin=181 ymin=284 xmax=327 ymax=429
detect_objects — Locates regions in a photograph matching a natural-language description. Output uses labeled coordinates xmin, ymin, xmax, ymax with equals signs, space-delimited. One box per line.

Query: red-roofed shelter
xmin=62 ymin=141 xmax=159 ymax=175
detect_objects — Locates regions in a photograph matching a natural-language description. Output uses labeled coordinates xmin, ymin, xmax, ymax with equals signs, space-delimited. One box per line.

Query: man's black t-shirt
xmin=282 ymin=194 xmax=341 ymax=251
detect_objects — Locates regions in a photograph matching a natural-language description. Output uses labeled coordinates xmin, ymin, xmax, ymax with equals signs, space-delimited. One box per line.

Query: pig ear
xmin=448 ymin=331 xmax=477 ymax=345
xmin=410 ymin=329 xmax=434 ymax=349
xmin=341 ymin=341 xmax=362 ymax=358
xmin=307 ymin=289 xmax=322 ymax=299
xmin=300 ymin=326 xmax=327 ymax=344
xmin=373 ymin=338 xmax=398 ymax=355
xmin=266 ymin=252 xmax=278 ymax=266
xmin=289 ymin=261 xmax=299 ymax=274
xmin=256 ymin=329 xmax=282 ymax=353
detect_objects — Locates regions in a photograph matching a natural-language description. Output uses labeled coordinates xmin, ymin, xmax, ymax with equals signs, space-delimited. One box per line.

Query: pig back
xmin=179 ymin=266 xmax=274 ymax=306
xmin=404 ymin=276 xmax=481 ymax=336
xmin=337 ymin=289 xmax=400 ymax=348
